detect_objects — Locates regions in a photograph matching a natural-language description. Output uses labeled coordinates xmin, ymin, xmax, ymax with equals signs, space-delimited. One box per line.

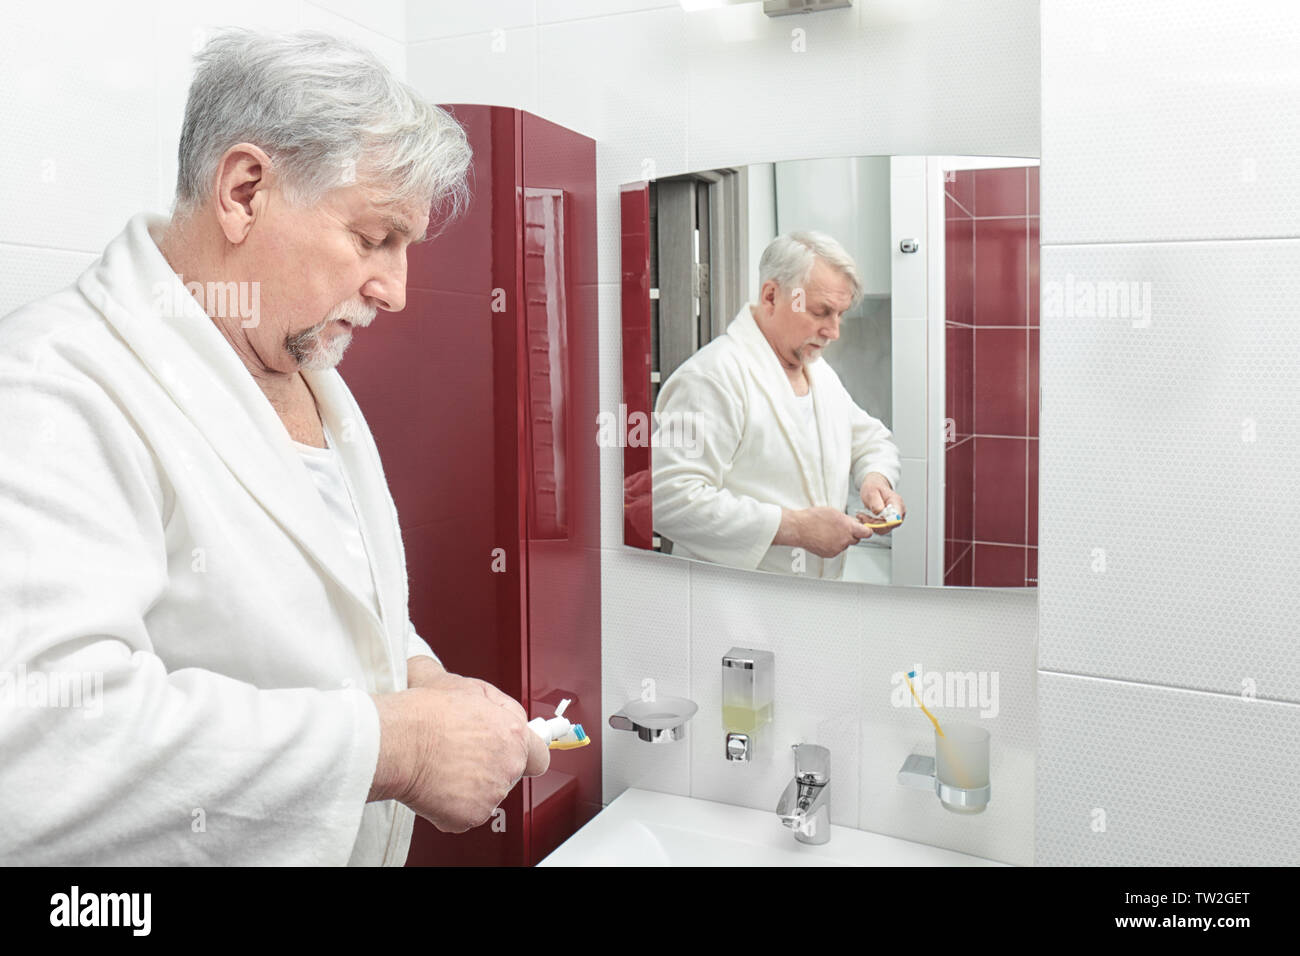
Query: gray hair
xmin=173 ymin=29 xmax=471 ymax=232
xmin=757 ymin=231 xmax=863 ymax=306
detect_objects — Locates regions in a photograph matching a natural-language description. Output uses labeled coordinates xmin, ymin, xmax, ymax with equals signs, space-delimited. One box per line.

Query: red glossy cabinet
xmin=343 ymin=105 xmax=600 ymax=866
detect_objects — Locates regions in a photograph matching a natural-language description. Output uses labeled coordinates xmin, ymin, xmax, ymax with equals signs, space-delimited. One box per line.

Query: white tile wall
xmin=399 ymin=0 xmax=1040 ymax=863
xmin=0 ymin=245 xmax=98 ymax=321
xmin=686 ymin=561 xmax=866 ymax=824
xmin=407 ymin=28 xmax=539 ymax=115
xmin=1041 ymin=0 xmax=1300 ymax=244
xmin=1037 ymin=672 xmax=1300 ymax=866
xmin=601 ymin=547 xmax=693 ymax=801
xmin=1038 ymin=0 xmax=1300 ymax=865
xmin=407 ymin=0 xmax=534 ymax=41
xmin=1040 ymin=240 xmax=1300 ymax=702
xmin=0 ymin=6 xmax=160 ymax=253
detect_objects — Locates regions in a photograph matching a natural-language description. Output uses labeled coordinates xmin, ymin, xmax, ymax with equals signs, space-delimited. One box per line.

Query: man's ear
xmin=212 ymin=143 xmax=274 ymax=245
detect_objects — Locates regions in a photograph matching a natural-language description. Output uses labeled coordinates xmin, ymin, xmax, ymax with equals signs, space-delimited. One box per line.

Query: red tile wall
xmin=945 ymin=166 xmax=1039 ymax=587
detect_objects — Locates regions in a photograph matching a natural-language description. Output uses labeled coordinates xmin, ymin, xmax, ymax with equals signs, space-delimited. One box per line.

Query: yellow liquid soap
xmin=723 ymin=703 xmax=772 ymax=733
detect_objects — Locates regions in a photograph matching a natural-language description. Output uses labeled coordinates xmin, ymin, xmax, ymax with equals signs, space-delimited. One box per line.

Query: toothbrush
xmin=904 ymin=670 xmax=945 ymax=738
xmin=859 ymin=502 xmax=904 ymax=530
xmin=528 ymin=698 xmax=592 ymax=750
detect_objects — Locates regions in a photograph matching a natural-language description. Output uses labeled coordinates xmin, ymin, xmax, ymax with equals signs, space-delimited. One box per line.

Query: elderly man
xmin=652 ymin=231 xmax=905 ymax=580
xmin=0 ymin=29 xmax=546 ymax=865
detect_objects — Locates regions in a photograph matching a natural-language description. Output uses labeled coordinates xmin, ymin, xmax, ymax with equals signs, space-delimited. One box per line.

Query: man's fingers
xmin=468 ymin=678 xmax=528 ymax=722
xmin=522 ymin=726 xmax=550 ymax=778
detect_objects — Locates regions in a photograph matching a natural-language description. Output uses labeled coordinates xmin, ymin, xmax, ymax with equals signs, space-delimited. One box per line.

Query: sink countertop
xmin=539 ymin=787 xmax=1009 ymax=867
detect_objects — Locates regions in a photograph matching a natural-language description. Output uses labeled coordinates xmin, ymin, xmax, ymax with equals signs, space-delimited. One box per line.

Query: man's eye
xmin=358 ymin=233 xmax=383 ymax=250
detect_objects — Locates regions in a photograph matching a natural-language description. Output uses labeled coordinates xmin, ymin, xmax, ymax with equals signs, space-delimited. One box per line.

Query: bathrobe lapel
xmin=77 ymin=213 xmax=397 ymax=651
xmin=728 ymin=308 xmax=831 ymax=507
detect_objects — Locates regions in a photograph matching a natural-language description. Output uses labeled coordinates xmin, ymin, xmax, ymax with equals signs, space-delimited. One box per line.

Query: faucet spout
xmin=775 ymin=744 xmax=831 ymax=845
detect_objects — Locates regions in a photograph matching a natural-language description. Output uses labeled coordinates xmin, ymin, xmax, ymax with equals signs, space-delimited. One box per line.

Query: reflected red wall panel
xmin=620 ymin=182 xmax=653 ymax=550
xmin=946 ymin=166 xmax=1038 ymax=587
xmin=343 ymin=105 xmax=599 ymax=866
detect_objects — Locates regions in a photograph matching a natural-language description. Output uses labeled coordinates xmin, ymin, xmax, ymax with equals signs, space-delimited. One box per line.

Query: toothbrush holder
xmin=897 ymin=722 xmax=991 ymax=814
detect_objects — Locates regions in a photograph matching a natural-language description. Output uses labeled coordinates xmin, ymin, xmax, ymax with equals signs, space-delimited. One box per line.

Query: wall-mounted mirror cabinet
xmin=621 ymin=155 xmax=1039 ymax=588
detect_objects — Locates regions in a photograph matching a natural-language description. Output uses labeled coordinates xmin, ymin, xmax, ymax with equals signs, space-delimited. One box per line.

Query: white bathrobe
xmin=651 ymin=306 xmax=900 ymax=580
xmin=0 ymin=212 xmax=438 ymax=865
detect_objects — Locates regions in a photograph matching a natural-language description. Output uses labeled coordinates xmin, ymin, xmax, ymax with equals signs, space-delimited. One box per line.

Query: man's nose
xmin=362 ymin=250 xmax=408 ymax=313
xmin=821 ymin=314 xmax=841 ymax=340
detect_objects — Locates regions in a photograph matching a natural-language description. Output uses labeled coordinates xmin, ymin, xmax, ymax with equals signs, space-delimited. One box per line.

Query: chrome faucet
xmin=776 ymin=743 xmax=831 ymax=845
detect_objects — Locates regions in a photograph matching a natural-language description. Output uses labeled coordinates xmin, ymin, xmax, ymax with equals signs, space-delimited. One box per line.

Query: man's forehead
xmin=350 ymin=184 xmax=432 ymax=239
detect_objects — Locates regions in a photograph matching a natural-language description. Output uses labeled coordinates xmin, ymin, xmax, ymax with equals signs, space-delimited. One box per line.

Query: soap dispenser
xmin=722 ymin=647 xmax=774 ymax=762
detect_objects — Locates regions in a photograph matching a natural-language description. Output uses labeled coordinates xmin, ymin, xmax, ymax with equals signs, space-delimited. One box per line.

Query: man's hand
xmin=774 ymin=506 xmax=874 ymax=558
xmin=371 ymin=661 xmax=549 ymax=832
xmin=859 ymin=472 xmax=906 ymax=534
xmin=408 ymin=655 xmax=527 ymax=721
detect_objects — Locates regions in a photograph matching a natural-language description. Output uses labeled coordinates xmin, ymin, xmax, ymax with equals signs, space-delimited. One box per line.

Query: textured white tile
xmin=0 ymin=6 xmax=161 ymax=251
xmin=538 ymin=0 xmax=677 ymax=22
xmin=684 ymin=0 xmax=1039 ymax=173
xmin=407 ymin=29 xmax=539 ymax=114
xmin=856 ymin=586 xmax=1036 ymax=866
xmin=684 ymin=2 xmax=865 ymax=172
xmin=0 ymin=245 xmax=98 ymax=320
xmin=1037 ymin=672 xmax=1300 ymax=866
xmin=1040 ymin=241 xmax=1300 ymax=704
xmin=300 ymin=3 xmax=407 ymax=78
xmin=539 ymin=8 xmax=689 ymax=200
xmin=857 ymin=0 xmax=1039 ymax=159
xmin=601 ymin=547 xmax=693 ymax=802
xmin=1042 ymin=0 xmax=1300 ymax=243
xmin=305 ymin=0 xmax=407 ymax=42
xmin=408 ymin=0 xmax=535 ymax=41
xmin=686 ymin=560 xmax=866 ymax=824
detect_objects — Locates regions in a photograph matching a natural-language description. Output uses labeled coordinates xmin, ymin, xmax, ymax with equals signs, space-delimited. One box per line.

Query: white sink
xmin=538 ymin=788 xmax=1008 ymax=867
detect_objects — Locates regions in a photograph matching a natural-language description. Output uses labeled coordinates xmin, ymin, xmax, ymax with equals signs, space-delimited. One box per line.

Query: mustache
xmin=326 ymin=302 xmax=377 ymax=328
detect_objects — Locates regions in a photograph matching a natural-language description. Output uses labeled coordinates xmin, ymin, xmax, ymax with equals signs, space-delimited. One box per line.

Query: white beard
xmin=285 ymin=304 xmax=375 ymax=370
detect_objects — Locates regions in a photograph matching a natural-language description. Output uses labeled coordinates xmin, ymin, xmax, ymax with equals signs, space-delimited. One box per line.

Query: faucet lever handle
xmin=791 ymin=743 xmax=830 ymax=784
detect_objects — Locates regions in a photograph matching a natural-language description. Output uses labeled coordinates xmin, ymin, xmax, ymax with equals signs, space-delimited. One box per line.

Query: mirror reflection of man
xmin=652 ymin=231 xmax=905 ymax=580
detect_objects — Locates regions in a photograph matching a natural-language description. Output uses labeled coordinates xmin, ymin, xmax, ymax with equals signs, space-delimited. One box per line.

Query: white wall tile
xmin=1039 ymin=240 xmax=1300 ymax=704
xmin=408 ymin=0 xmax=535 ymax=41
xmin=0 ymin=245 xmax=98 ymax=320
xmin=601 ymin=546 xmax=694 ymax=802
xmin=855 ymin=585 xmax=1036 ymax=866
xmin=306 ymin=0 xmax=407 ymax=43
xmin=686 ymin=560 xmax=866 ymax=825
xmin=0 ymin=6 xmax=162 ymax=251
xmin=1041 ymin=0 xmax=1300 ymax=244
xmin=537 ymin=0 xmax=677 ymax=24
xmin=683 ymin=0 xmax=1039 ymax=174
xmin=856 ymin=0 xmax=1039 ymax=159
xmin=539 ymin=8 xmax=689 ymax=194
xmin=1037 ymin=671 xmax=1300 ymax=866
xmin=301 ymin=3 xmax=407 ymax=77
xmin=407 ymin=29 xmax=539 ymax=114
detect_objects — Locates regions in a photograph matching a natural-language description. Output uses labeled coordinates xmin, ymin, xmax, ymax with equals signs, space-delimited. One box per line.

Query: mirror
xmin=619 ymin=155 xmax=1039 ymax=588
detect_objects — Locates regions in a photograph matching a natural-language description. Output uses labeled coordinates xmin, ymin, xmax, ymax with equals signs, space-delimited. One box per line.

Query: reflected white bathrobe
xmin=651 ymin=307 xmax=900 ymax=580
xmin=0 ymin=213 xmax=437 ymax=865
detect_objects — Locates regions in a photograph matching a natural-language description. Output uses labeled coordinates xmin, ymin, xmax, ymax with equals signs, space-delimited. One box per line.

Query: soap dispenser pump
xmin=722 ymin=647 xmax=774 ymax=762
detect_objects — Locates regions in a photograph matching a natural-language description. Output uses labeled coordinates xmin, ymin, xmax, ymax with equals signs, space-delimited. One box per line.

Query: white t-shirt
xmin=793 ymin=389 xmax=816 ymax=430
xmin=794 ymin=388 xmax=825 ymax=472
xmin=292 ymin=422 xmax=381 ymax=619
